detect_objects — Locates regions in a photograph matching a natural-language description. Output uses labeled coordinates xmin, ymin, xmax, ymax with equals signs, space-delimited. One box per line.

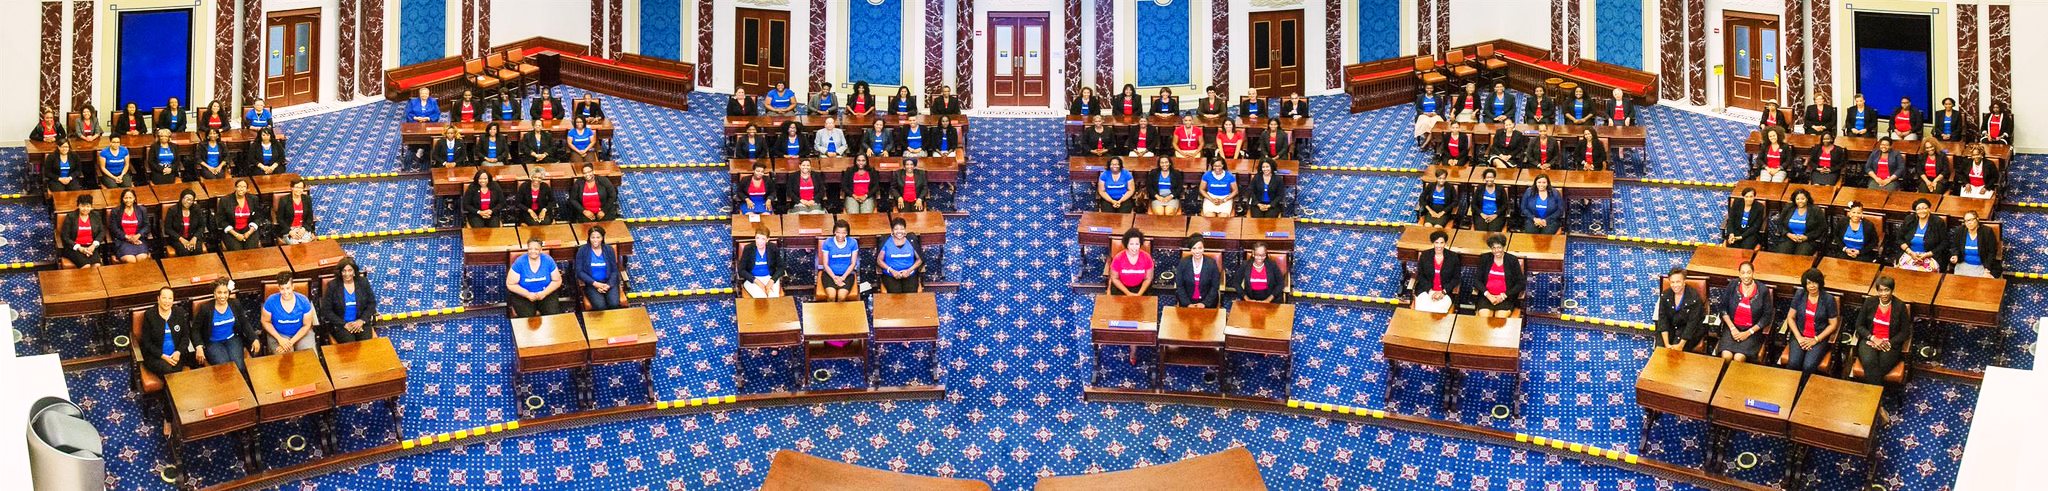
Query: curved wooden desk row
xmin=1082 ymin=387 xmax=1776 ymax=491
xmin=202 ymin=386 xmax=946 ymax=491
xmin=761 ymin=447 xmax=1266 ymax=491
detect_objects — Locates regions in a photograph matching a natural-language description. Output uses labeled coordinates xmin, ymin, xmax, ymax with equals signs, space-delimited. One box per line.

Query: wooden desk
xmin=1935 ymin=195 xmax=1997 ymax=220
xmin=892 ymin=210 xmax=948 ymax=246
xmin=429 ymin=165 xmax=528 ymax=196
xmin=1394 ymin=224 xmax=1443 ymax=262
xmin=1782 ymin=184 xmax=1838 ymax=208
xmin=221 ymin=247 xmax=292 ymax=296
xmin=36 ymin=267 xmax=106 ymax=318
xmin=729 ymin=157 xmax=964 ymax=185
xmin=1744 ymin=130 xmax=2012 ymax=160
xmin=245 ymin=350 xmax=335 ymax=423
xmin=1089 ymin=294 xmax=1161 ymax=345
xmin=520 ymin=223 xmax=583 ymax=259
xmin=731 ymin=214 xmax=785 ymax=242
xmin=1788 ymin=376 xmax=1882 ymax=457
xmin=461 ymin=227 xmax=525 ymax=265
xmin=761 ymin=449 xmax=992 ymax=491
xmin=1748 ymin=250 xmax=1818 ymax=288
xmin=737 ymin=297 xmax=803 ymax=347
xmin=1158 ymin=307 xmax=1226 ymax=348
xmin=840 ymin=212 xmax=894 ymax=238
xmin=1730 ymin=181 xmax=1787 ymax=204
xmin=1684 ymin=245 xmax=1757 ymax=285
xmin=1076 ymin=212 xmax=1135 ymax=247
xmin=1635 ymin=348 xmax=1727 ymax=445
xmin=50 ymin=189 xmax=117 ymax=214
xmin=1705 ymin=363 xmax=1801 ymax=474
xmin=871 ymin=293 xmax=940 ymax=342
xmin=1224 ymin=302 xmax=1294 ymax=355
xmin=777 ymin=213 xmax=836 ymax=247
xmin=98 ymin=261 xmax=167 ymax=311
xmin=1829 ymin=187 xmax=1890 ymax=212
xmin=400 ymin=119 xmax=616 ymax=146
xmin=1881 ymin=191 xmax=1943 ymax=218
xmin=1508 ymin=233 xmax=1568 ymax=272
xmin=280 ymin=239 xmax=349 ymax=281
xmin=320 ymin=337 xmax=407 ymax=416
xmin=1033 ymin=447 xmax=1265 ymax=491
xmin=511 ymin=312 xmax=590 ymax=416
xmin=1169 ymin=159 xmax=1303 ymax=185
xmin=247 ymin=173 xmax=300 ymax=195
xmin=1933 ymin=274 xmax=2004 ymax=326
xmin=1188 ymin=216 xmax=1237 ymax=249
xmin=1063 ymin=112 xmax=1314 ymax=133
xmin=726 ymin=115 xmax=969 ymax=135
xmin=571 ymin=220 xmax=636 ymax=256
xmin=1383 ymin=308 xmax=1457 ymax=368
xmin=1131 ymin=214 xmax=1190 ymax=244
xmin=583 ymin=306 xmax=659 ymax=402
xmin=1814 ymin=257 xmax=1879 ymax=300
xmin=1067 ymin=156 xmax=1162 ymax=181
xmin=1449 ymin=315 xmax=1522 ymax=373
xmin=1232 ymin=218 xmax=1296 ymax=251
xmin=159 ymin=253 xmax=230 ymax=297
xmin=1448 ymin=229 xmax=1496 ymax=256
xmin=524 ymin=161 xmax=625 ymax=189
xmin=164 ymin=362 xmax=260 ymax=479
xmin=802 ymin=301 xmax=872 ymax=387
xmin=1878 ymin=267 xmax=1942 ymax=307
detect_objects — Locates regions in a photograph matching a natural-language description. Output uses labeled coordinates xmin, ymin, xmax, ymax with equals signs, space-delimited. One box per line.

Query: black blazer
xmin=1560 ymin=96 xmax=1598 ymax=123
xmin=144 ymin=143 xmax=184 ymax=185
xmin=783 ymin=172 xmax=827 ymax=204
xmin=845 ymin=94 xmax=878 ymax=115
xmin=27 ymin=120 xmax=66 ymax=142
xmin=1757 ymin=108 xmax=1791 ymax=131
xmin=141 ymin=304 xmax=196 ymax=360
xmin=529 ymin=97 xmax=566 ymax=120
xmin=1069 ymin=96 xmax=1102 ymax=116
xmin=1772 ymin=205 xmax=1828 ymax=247
xmin=1724 ymin=200 xmax=1767 ymax=245
xmin=1236 ymin=256 xmax=1287 ymax=299
xmin=461 ymin=181 xmax=504 ymax=218
xmin=1852 ymin=297 xmax=1913 ymax=348
xmin=1801 ymin=104 xmax=1837 ymax=135
xmin=44 ymin=154 xmax=83 ymax=188
xmin=519 ymin=131 xmax=555 ymax=164
xmin=1411 ymin=248 xmax=1462 ymax=295
xmin=1887 ymin=107 xmax=1925 ymax=134
xmin=1254 ymin=129 xmax=1291 ymax=160
xmin=215 ymin=194 xmax=266 ymax=233
xmin=1417 ymin=180 xmax=1460 ymax=217
xmin=1523 ymin=138 xmax=1567 ymax=169
xmin=112 ymin=112 xmax=150 ymax=136
xmin=508 ymin=179 xmax=552 ymax=217
xmin=243 ymin=140 xmax=288 ymax=174
xmin=1831 ymin=215 xmax=1881 ymax=262
xmin=1750 ymin=142 xmax=1793 ymax=178
xmin=1952 ymin=157 xmax=2002 ymax=190
xmin=57 ymin=209 xmax=107 ymax=250
xmin=1979 ymin=111 xmax=2014 ymax=142
xmin=1246 ymin=172 xmax=1285 ymax=206
xmin=736 ymin=242 xmax=784 ymax=283
xmin=573 ymin=99 xmax=605 ymax=120
xmin=925 ymin=126 xmax=961 ymax=153
xmin=1488 ymin=128 xmax=1525 ymax=158
xmin=158 ymin=108 xmax=187 ymax=133
xmin=161 ymin=204 xmax=210 ymax=245
xmin=316 ymin=276 xmax=380 ymax=329
xmin=1807 ymin=144 xmax=1848 ymax=175
xmin=1466 ymin=252 xmax=1526 ymax=299
xmin=1482 ymin=93 xmax=1518 ymax=122
xmin=1111 ymin=94 xmax=1144 ymax=115
xmin=1124 ymin=125 xmax=1166 ymax=155
xmin=1891 ymin=214 xmax=1948 ymax=267
xmin=1196 ymin=97 xmax=1227 ymax=117
xmin=887 ymin=95 xmax=919 ymax=115
xmin=726 ymin=96 xmax=759 ymax=116
xmin=1523 ymin=96 xmax=1556 ymax=124
xmin=1654 ymin=286 xmax=1707 ymax=343
xmin=1239 ymin=98 xmax=1270 ymax=119
xmin=1464 ymin=184 xmax=1513 ymax=218
xmin=735 ymin=174 xmax=778 ymax=207
xmin=471 ymin=134 xmax=513 ymax=164
xmin=731 ymin=133 xmax=771 ymax=159
xmin=1866 ymin=150 xmax=1905 ymax=182
xmin=1782 ymin=288 xmax=1839 ymax=337
xmin=1842 ymin=105 xmax=1882 ymax=136
xmin=1278 ymin=98 xmax=1310 ymax=118
xmin=1930 ymin=109 xmax=1970 ymax=140
xmin=1436 ymin=132 xmax=1474 ymax=163
xmin=1948 ymin=225 xmax=2001 ymax=275
xmin=1717 ymin=281 xmax=1775 ymax=329
xmin=273 ymin=193 xmax=315 ymax=232
xmin=895 ymin=169 xmax=929 ymax=204
xmin=1572 ymin=138 xmax=1607 ymax=171
xmin=841 ymin=166 xmax=880 ymax=199
xmin=1173 ymin=255 xmax=1225 ymax=307
xmin=1605 ymin=98 xmax=1637 ymax=125
xmin=1149 ymin=96 xmax=1179 ymax=115
xmin=1449 ymin=93 xmax=1483 ymax=116
xmin=773 ymin=132 xmax=809 ymax=158
xmin=1079 ymin=126 xmax=1118 ymax=154
xmin=429 ymin=138 xmax=469 ymax=166
xmin=568 ymin=177 xmax=619 ymax=219
xmin=928 ymin=95 xmax=962 ymax=115
xmin=194 ymin=299 xmax=258 ymax=349
xmin=450 ymin=99 xmax=486 ymax=122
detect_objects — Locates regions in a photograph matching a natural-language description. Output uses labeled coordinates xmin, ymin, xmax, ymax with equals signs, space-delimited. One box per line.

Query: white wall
xmin=1449 ymin=0 xmax=1550 ymax=49
xmin=491 ymin=0 xmax=592 ymax=47
xmin=2010 ymin=2 xmax=2048 ymax=151
xmin=0 ymin=0 xmax=45 ymax=128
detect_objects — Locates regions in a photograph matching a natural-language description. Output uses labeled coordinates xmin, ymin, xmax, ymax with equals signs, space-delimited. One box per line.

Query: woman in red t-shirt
xmin=1853 ymin=276 xmax=1913 ymax=387
xmin=1105 ymin=230 xmax=1154 ymax=296
xmin=1714 ymin=261 xmax=1774 ymax=362
xmin=1470 ymin=233 xmax=1524 ymax=318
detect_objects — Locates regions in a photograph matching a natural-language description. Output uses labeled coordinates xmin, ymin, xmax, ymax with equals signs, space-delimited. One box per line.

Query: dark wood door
xmin=263 ymin=9 xmax=320 ymax=108
xmin=985 ymin=12 xmax=1051 ymax=107
xmin=733 ymin=8 xmax=791 ymax=96
xmin=1722 ymin=12 xmax=1780 ymax=111
xmin=1247 ymin=10 xmax=1305 ymax=96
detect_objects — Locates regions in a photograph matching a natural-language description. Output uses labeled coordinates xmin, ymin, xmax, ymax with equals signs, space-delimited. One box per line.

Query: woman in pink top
xmin=1106 ymin=230 xmax=1154 ymax=295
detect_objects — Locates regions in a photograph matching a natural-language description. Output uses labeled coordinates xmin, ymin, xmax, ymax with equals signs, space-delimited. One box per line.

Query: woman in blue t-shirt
xmin=197 ymin=279 xmax=251 ymax=369
xmin=576 ymin=225 xmax=626 ymax=311
xmin=506 ymin=239 xmax=565 ymax=317
xmin=877 ymin=218 xmax=922 ymax=293
xmin=317 ymin=258 xmax=378 ymax=344
xmin=764 ymin=82 xmax=798 ymax=115
xmin=97 ymin=134 xmax=132 ymax=188
xmin=738 ymin=226 xmax=784 ymax=298
xmin=565 ymin=117 xmax=599 ymax=164
xmin=261 ymin=272 xmax=318 ymax=354
xmin=196 ymin=130 xmax=230 ymax=180
xmin=818 ymin=220 xmax=861 ymax=302
xmin=1096 ymin=157 xmax=1134 ymax=213
xmin=1197 ymin=158 xmax=1238 ymax=217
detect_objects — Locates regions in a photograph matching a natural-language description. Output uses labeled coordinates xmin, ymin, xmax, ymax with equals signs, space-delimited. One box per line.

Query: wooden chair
xmin=129 ymin=309 xmax=165 ymax=396
xmin=578 ymin=245 xmax=631 ymax=310
xmin=1474 ymin=43 xmax=1508 ymax=84
xmin=1848 ymin=338 xmax=1910 ymax=385
xmin=1684 ymin=277 xmax=1717 ymax=354
xmin=486 ymin=52 xmax=528 ymax=97
xmin=1229 ymin=251 xmax=1291 ymax=304
xmin=1104 ymin=238 xmax=1156 ymax=293
xmin=1445 ymin=50 xmax=1478 ymax=82
xmin=1414 ymin=56 xmax=1448 ymax=89
xmin=464 ymin=59 xmax=502 ymax=93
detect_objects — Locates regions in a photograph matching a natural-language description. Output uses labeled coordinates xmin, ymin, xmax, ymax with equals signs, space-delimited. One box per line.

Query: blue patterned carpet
xmin=14 ymin=92 xmax=2026 ymax=491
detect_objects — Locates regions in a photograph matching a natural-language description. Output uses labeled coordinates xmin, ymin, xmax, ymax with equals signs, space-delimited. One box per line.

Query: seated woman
xmin=274 ymin=179 xmax=316 ymax=245
xmin=1519 ymin=174 xmax=1564 ymax=234
xmin=506 ymin=239 xmax=566 ymax=317
xmin=1079 ymin=117 xmax=1117 ymax=157
xmin=108 ymin=188 xmax=153 ymax=264
xmin=1239 ymin=88 xmax=1269 ymax=118
xmin=195 ymin=131 xmax=232 ymax=180
xmin=1891 ymin=199 xmax=1946 ymax=272
xmin=1806 ymin=132 xmax=1847 ymax=186
xmin=1417 ymin=168 xmax=1459 ymax=227
xmin=1770 ymin=189 xmax=1826 ymax=255
xmin=1486 ymin=126 xmax=1524 ymax=169
xmin=474 ymin=123 xmax=510 ymax=166
xmin=733 ymin=123 xmax=769 ymax=159
xmin=1125 ymin=120 xmax=1161 ymax=157
xmin=144 ymin=128 xmax=183 ymax=185
xmin=763 ymin=82 xmax=798 ymax=116
xmin=1465 ymin=169 xmax=1511 ymax=232
xmin=1174 ymin=235 xmax=1223 ymax=308
xmin=1829 ymin=201 xmax=1880 ymax=262
xmin=44 ymin=141 xmax=83 ymax=191
xmin=846 ymin=82 xmax=878 ymax=117
xmin=1257 ymin=119 xmax=1291 ymax=160
xmin=73 ymin=106 xmax=102 ymax=140
xmin=861 ymin=120 xmax=893 ymax=157
xmin=889 ymin=86 xmax=919 ymax=116
xmin=429 ymin=126 xmax=468 ymax=168
xmin=1197 ymin=158 xmax=1238 ymax=218
xmin=1237 ymin=241 xmax=1287 ymax=303
xmin=785 ymin=159 xmax=829 ymax=214
xmin=726 ymin=88 xmax=759 ymax=116
xmin=575 ymin=225 xmax=626 ymax=311
xmin=1172 ymin=118 xmax=1205 ymax=158
xmin=1196 ymin=86 xmax=1228 ymax=120
xmin=572 ymin=94 xmax=605 ymax=122
xmin=245 ymin=129 xmax=287 ymax=175
xmin=1213 ymin=119 xmax=1247 ymax=160
xmin=817 ymin=220 xmax=861 ymax=302
xmin=195 ymin=279 xmax=252 ymax=369
xmin=564 ymin=117 xmax=599 ymax=164
xmin=96 ymin=135 xmax=133 ymax=188
xmin=1751 ymin=128 xmax=1792 ymax=183
xmin=461 ymin=169 xmax=504 ymax=228
xmin=1407 ymin=230 xmax=1461 ymax=313
xmin=217 ymin=178 xmax=265 ymax=251
xmin=1097 ymin=157 xmax=1136 ymax=213
xmin=1853 ymin=276 xmax=1913 ymax=386
xmin=807 ymin=82 xmax=838 ymax=116
xmin=243 ymin=100 xmax=275 ymax=132
xmin=813 ymin=118 xmax=848 ymax=157
xmin=843 ymin=154 xmax=879 ymax=213
xmin=513 ymin=170 xmax=556 ymax=225
xmin=1469 ymin=233 xmax=1524 ymax=318
xmin=1106 ymin=230 xmax=1154 ymax=295
xmin=930 ymin=118 xmax=962 ymax=157
xmin=520 ymin=125 xmax=556 ymax=164
xmin=1722 ymin=187 xmax=1767 ymax=249
xmin=260 ymin=272 xmax=318 ymax=354
xmin=1913 ymin=149 xmax=1950 ymax=194
xmin=1148 ymin=157 xmax=1182 ymax=216
xmin=1654 ymin=268 xmax=1707 ymax=351
xmin=28 ymin=107 xmax=66 ymax=144
xmin=1245 ymin=159 xmax=1286 ymax=218
xmin=1952 ymin=144 xmax=2000 ymax=199
xmin=1069 ymin=86 xmax=1102 ymax=116
xmin=1150 ymin=87 xmax=1179 ymax=115
xmin=1979 ymin=101 xmax=2013 ymax=145
xmin=1779 ymin=269 xmax=1839 ymax=376
xmin=897 ymin=121 xmax=926 ymax=157
xmin=316 ymin=258 xmax=379 ymax=344
xmin=494 ymin=88 xmax=523 ymax=121
xmin=1523 ymin=133 xmax=1563 ymax=170
xmin=1112 ymin=84 xmax=1142 ymax=116
xmin=569 ymin=163 xmax=620 ymax=222
xmin=894 ymin=158 xmax=929 ymax=212
xmin=1560 ymin=86 xmax=1598 ymax=126
xmin=1413 ymin=87 xmax=1445 ymax=146
xmin=737 ymin=162 xmax=777 ymax=216
xmin=1574 ymin=128 xmax=1608 ymax=171
xmin=776 ymin=121 xmax=807 ymax=159
xmin=1714 ymin=261 xmax=1774 ymax=363
xmin=1931 ymin=97 xmax=1968 ymax=142
xmin=141 ymin=287 xmax=196 ymax=376
xmin=738 ymin=226 xmax=785 ymax=298
xmin=1866 ymin=137 xmax=1905 ymax=191
xmin=1948 ymin=210 xmax=2001 ymax=278
xmin=1436 ymin=129 xmax=1474 ymax=166
xmin=161 ymin=190 xmax=210 ymax=257
xmin=451 ymin=90 xmax=484 ymax=123
xmin=877 ymin=218 xmax=923 ymax=293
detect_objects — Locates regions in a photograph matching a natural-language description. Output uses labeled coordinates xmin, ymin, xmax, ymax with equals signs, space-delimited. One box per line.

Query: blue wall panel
xmin=399 ymin=0 xmax=446 ymax=65
xmin=846 ymin=0 xmax=902 ymax=86
xmin=1357 ymin=0 xmax=1400 ymax=61
xmin=1596 ymin=0 xmax=1643 ymax=69
xmin=640 ymin=0 xmax=683 ymax=60
xmin=1134 ymin=0 xmax=1190 ymax=86
xmin=117 ymin=9 xmax=193 ymax=108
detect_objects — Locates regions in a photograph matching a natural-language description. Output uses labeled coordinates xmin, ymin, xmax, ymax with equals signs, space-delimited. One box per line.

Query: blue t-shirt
xmin=443 ymin=141 xmax=459 ymax=163
xmin=1420 ymin=95 xmax=1437 ymax=114
xmin=1909 ymin=223 xmax=1928 ymax=252
xmin=1529 ymin=193 xmax=1551 ymax=215
xmin=512 ymin=255 xmax=559 ymax=294
xmin=1842 ymin=223 xmax=1865 ymax=251
xmin=263 ymin=292 xmax=313 ymax=338
xmin=750 ymin=248 xmax=772 ymax=278
xmin=767 ymin=89 xmax=795 ymax=108
xmin=1430 ymin=185 xmax=1447 ymax=207
xmin=821 ymin=237 xmax=858 ymax=276
xmin=55 ymin=157 xmax=70 ymax=178
xmin=101 ymin=147 xmax=128 ymax=175
xmin=936 ymin=130 xmax=951 ymax=151
xmin=160 ymin=314 xmax=180 ymax=356
xmin=1156 ymin=172 xmax=1174 ymax=196
xmin=164 ymin=112 xmax=181 ymax=129
xmin=497 ymin=102 xmax=518 ymax=120
xmin=259 ymin=144 xmax=276 ymax=164
xmin=1481 ymin=188 xmax=1499 ymax=215
xmin=408 ymin=98 xmax=440 ymax=121
xmin=484 ymin=139 xmax=500 ymax=159
xmin=1853 ymin=110 xmax=1866 ymax=130
xmin=1202 ymin=171 xmax=1235 ymax=198
xmin=869 ymin=132 xmax=888 ymax=155
xmin=1101 ymin=170 xmax=1132 ymax=200
xmin=906 ymin=127 xmax=923 ymax=149
xmin=1788 ymin=209 xmax=1807 ymax=235
xmin=568 ymin=128 xmax=595 ymax=151
xmin=1963 ymin=231 xmax=1982 ymax=265
xmin=1572 ymin=99 xmax=1585 ymax=117
xmin=586 ymin=247 xmax=611 ymax=283
xmin=815 ymin=94 xmax=835 ymax=112
xmin=881 ymin=238 xmax=917 ymax=271
xmin=246 ymin=109 xmax=272 ymax=128
xmin=342 ymin=288 xmax=359 ymax=323
xmin=156 ymin=146 xmax=175 ymax=165
xmin=204 ymin=144 xmax=222 ymax=168
xmin=785 ymin=135 xmax=802 ymax=156
xmin=210 ymin=306 xmax=238 ymax=342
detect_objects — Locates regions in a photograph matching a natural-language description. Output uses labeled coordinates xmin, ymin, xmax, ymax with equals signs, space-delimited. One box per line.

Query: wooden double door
xmin=985 ymin=12 xmax=1051 ymax=107
xmin=1723 ymin=12 xmax=1781 ymax=111
xmin=1247 ymin=10 xmax=1305 ymax=97
xmin=263 ymin=9 xmax=320 ymax=108
xmin=733 ymin=7 xmax=792 ymax=96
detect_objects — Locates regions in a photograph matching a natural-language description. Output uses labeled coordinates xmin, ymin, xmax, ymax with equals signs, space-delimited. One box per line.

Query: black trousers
xmin=508 ymin=291 xmax=563 ymax=317
xmin=166 ymin=238 xmax=205 ymax=257
xmin=1098 ymin=198 xmax=1133 ymax=213
xmin=327 ymin=324 xmax=376 ymax=344
xmin=222 ymin=228 xmax=264 ymax=251
xmin=142 ymin=353 xmax=198 ymax=375
xmin=467 ymin=213 xmax=503 ymax=228
xmin=1522 ymin=216 xmax=1563 ymax=234
xmin=514 ymin=208 xmax=553 ymax=226
xmin=878 ymin=273 xmax=921 ymax=293
xmin=1727 ymin=234 xmax=1763 ymax=249
xmin=1771 ymin=239 xmax=1818 ymax=256
xmin=57 ymin=247 xmax=97 ymax=267
xmin=1855 ymin=345 xmax=1904 ymax=385
xmin=48 ymin=178 xmax=87 ymax=192
xmin=1247 ymin=201 xmax=1283 ymax=218
xmin=1471 ymin=214 xmax=1509 ymax=232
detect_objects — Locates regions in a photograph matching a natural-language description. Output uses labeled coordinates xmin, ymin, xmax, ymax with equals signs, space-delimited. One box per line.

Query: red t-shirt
xmin=1801 ymin=297 xmax=1819 ymax=337
xmin=581 ymin=182 xmax=601 ymax=211
xmin=120 ymin=209 xmax=139 ymax=237
xmin=797 ymin=175 xmax=815 ymax=201
xmin=1485 ymin=259 xmax=1506 ymax=295
xmin=73 ymin=215 xmax=93 ymax=245
xmin=1111 ymin=252 xmax=1151 ymax=289
xmin=1871 ymin=304 xmax=1893 ymax=338
xmin=1733 ymin=286 xmax=1757 ymax=327
xmin=852 ymin=170 xmax=872 ymax=197
xmin=233 ymin=200 xmax=252 ymax=229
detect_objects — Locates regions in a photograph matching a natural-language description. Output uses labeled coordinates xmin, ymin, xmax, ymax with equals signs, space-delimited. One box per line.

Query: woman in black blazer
xmin=144 ymin=129 xmax=184 ymax=185
xmin=1912 ymin=150 xmax=1950 ymax=195
xmin=1891 ymin=199 xmax=1946 ymax=271
xmin=1468 ymin=233 xmax=1524 ymax=318
xmin=273 ymin=179 xmax=316 ymax=244
xmin=774 ymin=121 xmax=807 ymax=159
xmin=737 ymin=225 xmax=784 ymax=298
xmin=1770 ymin=189 xmax=1827 ymax=255
xmin=893 ymin=158 xmax=930 ymax=213
xmin=1407 ymin=230 xmax=1462 ymax=313
xmin=28 ymin=108 xmax=66 ymax=143
xmin=140 ymin=287 xmax=197 ymax=376
xmin=732 ymin=123 xmax=770 ymax=159
xmin=1750 ymin=128 xmax=1793 ymax=182
xmin=56 ymin=194 xmax=106 ymax=267
xmin=161 ymin=189 xmax=210 ymax=257
xmin=113 ymin=102 xmax=150 ymax=136
xmin=1256 ymin=119 xmax=1291 ymax=160
xmin=1853 ymin=276 xmax=1913 ymax=386
xmin=107 ymin=189 xmax=154 ymax=264
xmin=1245 ymin=159 xmax=1286 ymax=218
xmin=568 ymin=163 xmax=620 ymax=222
xmin=888 ymin=86 xmax=919 ymax=116
xmin=316 ymin=258 xmax=378 ymax=344
xmin=1149 ymin=87 xmax=1178 ymax=115
xmin=1112 ymin=84 xmax=1142 ymax=116
xmin=1714 ymin=261 xmax=1774 ymax=363
xmin=461 ymin=169 xmax=504 ymax=228
xmin=1947 ymin=210 xmax=2001 ymax=278
xmin=1779 ymin=269 xmax=1840 ymax=376
xmin=194 ymin=280 xmax=255 ymax=369
xmin=44 ymin=140 xmax=85 ymax=191
xmin=1723 ymin=188 xmax=1767 ymax=249
xmin=1805 ymin=132 xmax=1848 ymax=185
xmin=217 ymin=178 xmax=266 ymax=251
xmin=1465 ymin=169 xmax=1512 ymax=232
xmin=1236 ymin=241 xmax=1288 ymax=303
xmin=1573 ymin=128 xmax=1608 ymax=171
xmin=1417 ymin=168 xmax=1458 ymax=227
xmin=512 ymin=170 xmax=557 ymax=225
xmin=1069 ymin=87 xmax=1102 ymax=116
xmin=1828 ymin=202 xmax=1880 ymax=263
xmin=1653 ymin=268 xmax=1707 ymax=351
xmin=473 ymin=123 xmax=512 ymax=166
xmin=1952 ymin=144 xmax=2001 ymax=198
xmin=1979 ymin=101 xmax=2013 ymax=144
xmin=726 ymin=89 xmax=759 ymax=116
xmin=243 ymin=129 xmax=287 ymax=175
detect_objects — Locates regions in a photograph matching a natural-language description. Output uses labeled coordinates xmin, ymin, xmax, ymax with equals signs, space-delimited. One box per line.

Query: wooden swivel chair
xmin=1444 ymin=50 xmax=1478 ymax=84
xmin=578 ymin=246 xmax=631 ymax=310
xmin=1414 ymin=56 xmax=1448 ymax=91
xmin=464 ymin=59 xmax=502 ymax=94
xmin=1474 ymin=44 xmax=1508 ymax=84
xmin=486 ymin=52 xmax=528 ymax=98
xmin=129 ymin=309 xmax=165 ymax=396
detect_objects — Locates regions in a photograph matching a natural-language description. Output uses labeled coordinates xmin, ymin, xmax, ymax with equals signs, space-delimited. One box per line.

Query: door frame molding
xmin=1720 ymin=10 xmax=1780 ymax=111
xmin=263 ymin=7 xmax=322 ymax=108
xmin=730 ymin=6 xmax=794 ymax=97
xmin=983 ymin=10 xmax=1054 ymax=108
xmin=1245 ymin=9 xmax=1306 ymax=97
